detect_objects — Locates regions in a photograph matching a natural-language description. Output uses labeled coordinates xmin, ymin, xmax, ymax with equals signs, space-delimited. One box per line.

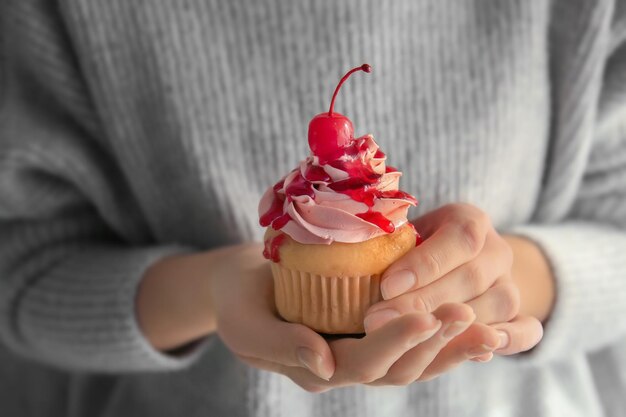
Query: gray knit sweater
xmin=1 ymin=0 xmax=626 ymax=416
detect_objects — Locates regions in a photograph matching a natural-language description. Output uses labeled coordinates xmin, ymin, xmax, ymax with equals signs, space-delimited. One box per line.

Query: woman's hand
xmin=138 ymin=244 xmax=477 ymax=391
xmin=206 ymin=243 xmax=334 ymax=382
xmin=137 ymin=212 xmax=551 ymax=393
xmin=364 ymin=203 xmax=545 ymax=358
xmin=209 ymin=244 xmax=489 ymax=392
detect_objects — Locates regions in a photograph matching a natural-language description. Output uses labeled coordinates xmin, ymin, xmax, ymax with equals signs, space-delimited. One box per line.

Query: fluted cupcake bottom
xmin=271 ymin=263 xmax=382 ymax=334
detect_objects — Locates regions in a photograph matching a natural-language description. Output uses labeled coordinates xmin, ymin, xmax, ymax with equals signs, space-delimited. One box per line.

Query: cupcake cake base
xmin=267 ymin=223 xmax=416 ymax=334
xmin=272 ymin=263 xmax=381 ymax=334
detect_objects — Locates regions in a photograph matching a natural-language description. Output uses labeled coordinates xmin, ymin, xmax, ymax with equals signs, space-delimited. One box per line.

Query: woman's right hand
xmin=208 ymin=244 xmax=498 ymax=392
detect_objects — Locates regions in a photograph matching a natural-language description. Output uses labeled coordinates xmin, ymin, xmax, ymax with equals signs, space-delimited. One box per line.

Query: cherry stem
xmin=328 ymin=64 xmax=372 ymax=116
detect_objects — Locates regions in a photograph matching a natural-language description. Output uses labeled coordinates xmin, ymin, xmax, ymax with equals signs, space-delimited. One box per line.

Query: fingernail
xmin=364 ymin=309 xmax=400 ymax=333
xmin=381 ymin=270 xmax=416 ymax=300
xmin=442 ymin=320 xmax=471 ymax=338
xmin=497 ymin=331 xmax=510 ymax=350
xmin=296 ymin=347 xmax=332 ymax=381
xmin=467 ymin=344 xmax=495 ymax=357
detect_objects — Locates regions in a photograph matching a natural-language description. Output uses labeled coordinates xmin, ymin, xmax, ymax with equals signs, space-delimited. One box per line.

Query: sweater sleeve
xmin=0 ymin=2 xmax=205 ymax=372
xmin=509 ymin=12 xmax=626 ymax=364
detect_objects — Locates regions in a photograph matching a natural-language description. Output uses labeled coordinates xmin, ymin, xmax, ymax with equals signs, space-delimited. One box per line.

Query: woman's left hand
xmin=363 ymin=204 xmax=544 ymax=367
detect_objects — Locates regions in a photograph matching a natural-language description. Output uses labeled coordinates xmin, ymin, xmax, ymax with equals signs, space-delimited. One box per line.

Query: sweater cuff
xmin=18 ymin=245 xmax=210 ymax=372
xmin=506 ymin=222 xmax=626 ymax=365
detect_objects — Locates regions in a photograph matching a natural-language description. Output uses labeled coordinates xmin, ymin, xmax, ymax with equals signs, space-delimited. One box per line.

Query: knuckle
xmin=450 ymin=203 xmax=489 ymax=223
xmin=445 ymin=203 xmax=491 ymax=256
xmin=421 ymin=251 xmax=443 ymax=278
xmin=412 ymin=293 xmax=430 ymax=312
xmin=465 ymin=262 xmax=489 ymax=294
xmin=500 ymin=283 xmax=521 ymax=320
xmin=409 ymin=287 xmax=439 ymax=312
xmin=476 ymin=209 xmax=492 ymax=228
xmin=421 ymin=293 xmax=440 ymax=313
xmin=441 ymin=203 xmax=462 ymax=216
xmin=447 ymin=202 xmax=473 ymax=215
xmin=456 ymin=218 xmax=485 ymax=255
xmin=497 ymin=283 xmax=520 ymax=321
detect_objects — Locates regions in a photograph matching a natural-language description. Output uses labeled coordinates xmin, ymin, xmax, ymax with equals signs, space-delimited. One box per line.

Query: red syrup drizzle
xmin=259 ymin=190 xmax=285 ymax=228
xmin=285 ymin=172 xmax=315 ymax=199
xmin=271 ymin=213 xmax=291 ymax=230
xmin=259 ymin=64 xmax=417 ymax=236
xmin=259 ymin=148 xmax=417 ymax=233
xmin=259 ymin=178 xmax=287 ymax=228
xmin=260 ymin=171 xmax=314 ymax=231
xmin=355 ymin=211 xmax=395 ymax=233
xmin=262 ymin=233 xmax=287 ymax=262
xmin=326 ymin=150 xmax=418 ymax=232
xmin=407 ymin=222 xmax=424 ymax=246
xmin=304 ymin=165 xmax=331 ymax=182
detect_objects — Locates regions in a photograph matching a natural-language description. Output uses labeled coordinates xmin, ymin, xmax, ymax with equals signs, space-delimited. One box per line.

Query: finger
xmin=262 ymin=311 xmax=443 ymax=389
xmin=236 ymin=355 xmax=332 ymax=394
xmin=465 ymin=279 xmax=520 ymax=324
xmin=419 ymin=322 xmax=501 ymax=379
xmin=215 ymin=264 xmax=335 ymax=380
xmin=220 ymin=314 xmax=335 ymax=380
xmin=492 ymin=315 xmax=544 ymax=355
xmin=328 ymin=312 xmax=443 ymax=385
xmin=381 ymin=209 xmax=492 ymax=300
xmin=368 ymin=303 xmax=476 ymax=386
xmin=366 ymin=244 xmax=509 ymax=331
xmin=411 ymin=203 xmax=486 ymax=237
xmin=237 ymin=354 xmax=284 ymax=374
xmin=219 ymin=313 xmax=335 ymax=380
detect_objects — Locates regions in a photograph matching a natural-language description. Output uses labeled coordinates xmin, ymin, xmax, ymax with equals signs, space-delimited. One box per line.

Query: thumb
xmin=218 ymin=313 xmax=335 ymax=380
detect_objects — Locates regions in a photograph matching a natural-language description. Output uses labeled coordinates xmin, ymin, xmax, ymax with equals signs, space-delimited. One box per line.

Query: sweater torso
xmin=1 ymin=1 xmax=625 ymax=416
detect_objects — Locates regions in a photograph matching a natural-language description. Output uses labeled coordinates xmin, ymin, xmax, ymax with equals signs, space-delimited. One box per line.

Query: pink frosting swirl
xmin=258 ymin=135 xmax=417 ymax=244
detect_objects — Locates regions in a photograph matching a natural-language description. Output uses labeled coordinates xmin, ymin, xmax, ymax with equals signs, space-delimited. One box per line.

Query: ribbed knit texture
xmin=1 ymin=0 xmax=625 ymax=416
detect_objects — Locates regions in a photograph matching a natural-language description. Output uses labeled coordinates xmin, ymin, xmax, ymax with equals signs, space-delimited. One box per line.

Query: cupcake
xmin=258 ymin=64 xmax=419 ymax=334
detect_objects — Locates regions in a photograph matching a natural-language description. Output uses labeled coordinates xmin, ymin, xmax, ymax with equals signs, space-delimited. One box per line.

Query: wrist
xmin=136 ymin=250 xmax=218 ymax=351
xmin=502 ymin=235 xmax=556 ymax=323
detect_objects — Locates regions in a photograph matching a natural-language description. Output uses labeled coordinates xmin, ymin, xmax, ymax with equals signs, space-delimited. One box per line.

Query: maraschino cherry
xmin=308 ymin=64 xmax=371 ymax=162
